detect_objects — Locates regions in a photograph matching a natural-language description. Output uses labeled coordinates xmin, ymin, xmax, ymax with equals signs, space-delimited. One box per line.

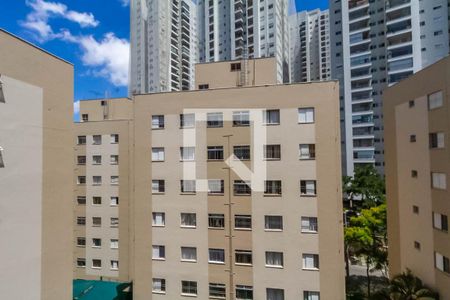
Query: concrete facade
xmin=77 ymin=58 xmax=345 ymax=299
xmin=0 ymin=29 xmax=73 ymax=300
xmin=385 ymin=56 xmax=450 ymax=299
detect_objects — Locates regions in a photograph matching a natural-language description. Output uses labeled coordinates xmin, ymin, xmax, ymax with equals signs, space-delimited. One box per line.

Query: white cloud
xmin=120 ymin=0 xmax=130 ymax=7
xmin=73 ymin=99 xmax=80 ymax=115
xmin=76 ymin=33 xmax=130 ymax=87
xmin=21 ymin=0 xmax=99 ymax=41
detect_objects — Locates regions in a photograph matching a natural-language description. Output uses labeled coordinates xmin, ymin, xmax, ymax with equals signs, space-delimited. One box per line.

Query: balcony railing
xmin=386 ymin=0 xmax=410 ymax=10
xmin=349 ymin=0 xmax=369 ymax=10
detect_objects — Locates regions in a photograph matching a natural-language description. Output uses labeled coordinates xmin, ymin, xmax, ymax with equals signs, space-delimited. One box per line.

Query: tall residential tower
xmin=330 ymin=0 xmax=450 ymax=175
xmin=130 ymin=0 xmax=198 ymax=94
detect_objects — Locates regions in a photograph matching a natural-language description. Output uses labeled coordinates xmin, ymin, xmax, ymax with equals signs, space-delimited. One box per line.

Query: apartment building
xmin=197 ymin=0 xmax=291 ymax=83
xmin=289 ymin=9 xmax=331 ymax=83
xmin=0 ymin=29 xmax=73 ymax=300
xmin=77 ymin=58 xmax=345 ymax=299
xmin=129 ymin=0 xmax=198 ymax=94
xmin=385 ymin=56 xmax=450 ymax=300
xmin=330 ymin=0 xmax=450 ymax=175
xmin=74 ymin=98 xmax=133 ymax=283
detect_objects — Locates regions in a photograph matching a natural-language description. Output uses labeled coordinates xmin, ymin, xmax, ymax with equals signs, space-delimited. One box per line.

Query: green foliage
xmin=371 ymin=269 xmax=439 ymax=300
xmin=344 ymin=165 xmax=386 ymax=209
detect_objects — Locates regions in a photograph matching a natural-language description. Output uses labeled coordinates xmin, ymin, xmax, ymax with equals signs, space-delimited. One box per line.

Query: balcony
xmin=386 ymin=6 xmax=411 ymax=24
xmin=352 ymin=102 xmax=373 ymax=113
xmin=352 ymin=114 xmax=374 ymax=126
xmin=351 ymin=66 xmax=372 ymax=79
xmin=387 ymin=31 xmax=412 ymax=48
xmin=388 ymin=70 xmax=413 ymax=84
xmin=350 ymin=42 xmax=371 ymax=57
xmin=353 ymin=138 xmax=375 ymax=148
xmin=349 ymin=19 xmax=370 ymax=33
xmin=348 ymin=0 xmax=369 ymax=10
xmin=387 ymin=44 xmax=413 ymax=60
xmin=353 ymin=126 xmax=374 ymax=137
xmin=352 ymin=90 xmax=372 ymax=102
xmin=350 ymin=54 xmax=371 ymax=68
xmin=349 ymin=6 xmax=370 ymax=21
xmin=353 ymin=150 xmax=375 ymax=163
xmin=386 ymin=19 xmax=412 ymax=37
xmin=388 ymin=57 xmax=413 ymax=73
xmin=351 ymin=78 xmax=372 ymax=91
xmin=350 ymin=30 xmax=370 ymax=45
xmin=386 ymin=0 xmax=410 ymax=11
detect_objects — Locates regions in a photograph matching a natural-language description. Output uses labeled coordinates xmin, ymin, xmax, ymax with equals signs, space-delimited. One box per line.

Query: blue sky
xmin=1 ymin=0 xmax=328 ymax=107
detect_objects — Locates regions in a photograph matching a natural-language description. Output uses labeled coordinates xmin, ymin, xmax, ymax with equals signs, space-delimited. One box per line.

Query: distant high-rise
xmin=130 ymin=0 xmax=198 ymax=94
xmin=289 ymin=9 xmax=331 ymax=83
xmin=198 ymin=0 xmax=291 ymax=83
xmin=330 ymin=0 xmax=450 ymax=175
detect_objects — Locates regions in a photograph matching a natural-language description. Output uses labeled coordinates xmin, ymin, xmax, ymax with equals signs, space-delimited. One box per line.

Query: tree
xmin=345 ymin=204 xmax=388 ymax=298
xmin=372 ymin=269 xmax=438 ymax=300
xmin=343 ymin=165 xmax=385 ymax=209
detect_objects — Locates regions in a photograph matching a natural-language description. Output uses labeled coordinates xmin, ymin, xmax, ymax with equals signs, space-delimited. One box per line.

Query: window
xmin=93 ymin=176 xmax=102 ymax=185
xmin=92 ymin=155 xmax=102 ymax=165
xmin=110 ymin=239 xmax=119 ymax=249
xmin=428 ymin=91 xmax=443 ymax=110
xmin=304 ymin=291 xmax=320 ymax=300
xmin=110 ymin=197 xmax=119 ymax=206
xmin=302 ymin=254 xmax=319 ymax=270
xmin=207 ymin=112 xmax=223 ymax=128
xmin=265 ymin=251 xmax=284 ymax=267
xmin=231 ymin=62 xmax=242 ymax=71
xmin=92 ymin=217 xmax=101 ymax=227
xmin=413 ymin=205 xmax=419 ymax=214
xmin=92 ymin=238 xmax=101 ymax=248
xmin=181 ymin=281 xmax=198 ymax=296
xmin=233 ymin=111 xmax=250 ymax=126
xmin=77 ymin=196 xmax=86 ymax=205
xmin=208 ymin=146 xmax=224 ymax=160
xmin=236 ymin=285 xmax=253 ymax=300
xmin=92 ymin=259 xmax=102 ymax=268
xmin=110 ymin=176 xmax=119 ymax=185
xmin=234 ymin=145 xmax=250 ymax=160
xmin=414 ymin=241 xmax=421 ymax=250
xmin=152 ymin=245 xmax=165 ymax=260
xmin=264 ymin=180 xmax=282 ymax=195
xmin=93 ymin=135 xmax=102 ymax=145
xmin=0 ymin=81 xmax=5 ymax=103
xmin=92 ymin=196 xmax=102 ymax=205
xmin=180 ymin=147 xmax=195 ymax=161
xmin=411 ymin=170 xmax=418 ymax=178
xmin=77 ymin=136 xmax=86 ymax=145
xmin=77 ymin=176 xmax=86 ymax=185
xmin=265 ymin=216 xmax=283 ymax=231
xmin=208 ymin=214 xmax=225 ymax=228
xmin=433 ymin=213 xmax=448 ymax=231
xmin=152 ymin=115 xmax=165 ymax=129
xmin=110 ymin=217 xmax=119 ymax=227
xmin=209 ymin=283 xmax=226 ymax=298
xmin=301 ymin=217 xmax=318 ymax=233
xmin=435 ymin=252 xmax=450 ymax=273
xmin=181 ymin=213 xmax=197 ymax=227
xmin=77 ymin=217 xmax=86 ymax=225
xmin=264 ymin=145 xmax=281 ymax=160
xmin=298 ymin=108 xmax=315 ymax=123
xmin=152 ymin=278 xmax=166 ymax=294
xmin=110 ymin=260 xmax=119 ymax=270
xmin=77 ymin=156 xmax=86 ymax=165
xmin=0 ymin=146 xmax=4 ymax=168
xmin=208 ymin=179 xmax=224 ymax=194
xmin=199 ymin=84 xmax=209 ymax=90
xmin=263 ymin=109 xmax=280 ymax=125
xmin=301 ymin=180 xmax=317 ymax=196
xmin=76 ymin=258 xmax=86 ymax=267
xmin=235 ymin=215 xmax=251 ymax=229
xmin=299 ymin=144 xmax=316 ymax=160
xmin=110 ymin=155 xmax=119 ymax=165
xmin=410 ymin=135 xmax=416 ymax=143
xmin=234 ymin=180 xmax=251 ymax=195
xmin=430 ymin=133 xmax=445 ymax=149
xmin=267 ymin=288 xmax=284 ymax=300
xmin=235 ymin=250 xmax=253 ymax=265
xmin=180 ymin=113 xmax=195 ymax=128
xmin=181 ymin=180 xmax=196 ymax=193
xmin=152 ymin=180 xmax=165 ymax=193
xmin=110 ymin=134 xmax=119 ymax=144
xmin=432 ymin=173 xmax=446 ymax=189
xmin=181 ymin=247 xmax=197 ymax=262
xmin=77 ymin=237 xmax=86 ymax=247
xmin=209 ymin=248 xmax=225 ymax=264
xmin=152 ymin=212 xmax=165 ymax=227
xmin=152 ymin=147 xmax=165 ymax=161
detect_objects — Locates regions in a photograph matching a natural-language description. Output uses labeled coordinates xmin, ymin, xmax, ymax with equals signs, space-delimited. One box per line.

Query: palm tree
xmin=372 ymin=269 xmax=438 ymax=300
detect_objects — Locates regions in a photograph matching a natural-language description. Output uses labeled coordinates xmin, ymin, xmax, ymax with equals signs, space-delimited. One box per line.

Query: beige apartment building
xmin=385 ymin=56 xmax=450 ymax=299
xmin=0 ymin=29 xmax=74 ymax=299
xmin=75 ymin=58 xmax=345 ymax=299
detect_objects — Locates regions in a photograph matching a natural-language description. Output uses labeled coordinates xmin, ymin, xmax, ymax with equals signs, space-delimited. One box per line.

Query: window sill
xmin=181 ymin=259 xmax=197 ymax=263
xmin=234 ymin=158 xmax=251 ymax=161
xmin=180 ymin=192 xmax=197 ymax=195
xmin=76 ymin=245 xmax=86 ymax=248
xmin=152 ymin=225 xmax=165 ymax=228
xmin=263 ymin=123 xmax=280 ymax=126
xmin=300 ymin=158 xmax=315 ymax=161
xmin=152 ymin=160 xmax=165 ymax=163
xmin=151 ymin=127 xmax=165 ymax=130
xmin=181 ymin=293 xmax=198 ymax=298
xmin=181 ymin=225 xmax=197 ymax=229
xmin=110 ymin=163 xmax=119 ymax=165
xmin=265 ymin=265 xmax=284 ymax=269
xmin=110 ymin=225 xmax=119 ymax=228
xmin=301 ymin=230 xmax=318 ymax=234
xmin=232 ymin=124 xmax=250 ymax=127
xmin=263 ymin=158 xmax=281 ymax=161
xmin=152 ymin=258 xmax=166 ymax=261
xmin=208 ymin=193 xmax=224 ymax=196
xmin=208 ymin=227 xmax=225 ymax=230
xmin=110 ymin=204 xmax=119 ymax=207
xmin=92 ymin=225 xmax=101 ymax=227
xmin=298 ymin=122 xmax=315 ymax=125
xmin=263 ymin=194 xmax=282 ymax=197
xmin=179 ymin=126 xmax=196 ymax=129
xmin=235 ymin=263 xmax=252 ymax=267
xmin=180 ymin=160 xmax=196 ymax=162
xmin=76 ymin=265 xmax=86 ymax=268
xmin=264 ymin=229 xmax=283 ymax=232
xmin=302 ymin=267 xmax=319 ymax=271
xmin=234 ymin=228 xmax=252 ymax=231
xmin=152 ymin=291 xmax=166 ymax=295
xmin=301 ymin=194 xmax=317 ymax=198
xmin=77 ymin=163 xmax=86 ymax=166
xmin=208 ymin=261 xmax=225 ymax=265
xmin=91 ymin=267 xmax=102 ymax=270
xmin=92 ymin=246 xmax=101 ymax=249
xmin=233 ymin=194 xmax=252 ymax=196
xmin=92 ymin=163 xmax=102 ymax=166
xmin=152 ymin=192 xmax=165 ymax=195
xmin=110 ymin=268 xmax=119 ymax=271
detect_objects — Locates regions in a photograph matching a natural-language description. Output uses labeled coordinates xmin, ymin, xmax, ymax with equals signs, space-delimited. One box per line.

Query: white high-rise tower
xmin=130 ymin=0 xmax=198 ymax=94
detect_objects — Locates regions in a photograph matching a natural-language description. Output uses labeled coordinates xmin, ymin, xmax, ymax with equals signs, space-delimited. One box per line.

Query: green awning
xmin=73 ymin=279 xmax=132 ymax=300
